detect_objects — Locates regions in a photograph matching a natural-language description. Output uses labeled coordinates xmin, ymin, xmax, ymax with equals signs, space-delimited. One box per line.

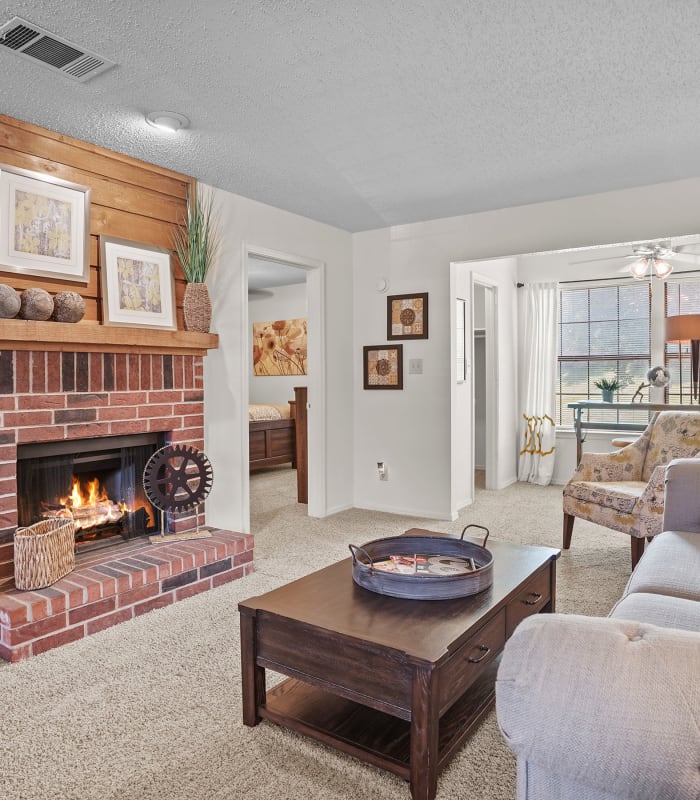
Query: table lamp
xmin=665 ymin=313 xmax=700 ymax=401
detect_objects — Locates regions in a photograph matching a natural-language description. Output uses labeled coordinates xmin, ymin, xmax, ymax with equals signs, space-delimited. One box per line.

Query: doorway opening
xmin=242 ymin=245 xmax=326 ymax=532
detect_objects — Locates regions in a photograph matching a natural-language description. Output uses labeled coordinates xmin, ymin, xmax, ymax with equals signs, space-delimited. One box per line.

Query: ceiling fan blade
xmin=569 ymin=254 xmax=636 ymax=265
xmin=667 ymin=251 xmax=700 ymax=265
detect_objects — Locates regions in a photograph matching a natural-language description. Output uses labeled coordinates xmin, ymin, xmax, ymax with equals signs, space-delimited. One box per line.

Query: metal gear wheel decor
xmin=143 ymin=445 xmax=213 ymax=542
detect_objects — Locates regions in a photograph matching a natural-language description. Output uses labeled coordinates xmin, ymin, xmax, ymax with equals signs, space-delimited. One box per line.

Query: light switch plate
xmin=409 ymin=358 xmax=423 ymax=374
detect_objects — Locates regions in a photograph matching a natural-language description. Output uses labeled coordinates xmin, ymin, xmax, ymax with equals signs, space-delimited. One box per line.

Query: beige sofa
xmin=495 ymin=458 xmax=700 ymax=800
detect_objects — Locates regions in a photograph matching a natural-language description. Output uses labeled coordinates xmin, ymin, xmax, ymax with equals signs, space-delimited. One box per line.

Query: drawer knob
xmin=468 ymin=645 xmax=490 ymax=664
xmin=523 ymin=591 xmax=543 ymax=606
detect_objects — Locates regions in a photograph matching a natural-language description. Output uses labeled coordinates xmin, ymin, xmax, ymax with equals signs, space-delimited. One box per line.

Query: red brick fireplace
xmin=0 ymin=347 xmax=253 ymax=662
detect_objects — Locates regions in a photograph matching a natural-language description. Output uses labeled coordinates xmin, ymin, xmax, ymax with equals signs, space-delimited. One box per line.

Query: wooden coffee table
xmin=239 ymin=534 xmax=559 ymax=800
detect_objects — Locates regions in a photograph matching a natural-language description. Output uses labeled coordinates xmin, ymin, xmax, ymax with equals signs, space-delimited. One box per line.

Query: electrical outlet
xmin=377 ymin=461 xmax=388 ymax=480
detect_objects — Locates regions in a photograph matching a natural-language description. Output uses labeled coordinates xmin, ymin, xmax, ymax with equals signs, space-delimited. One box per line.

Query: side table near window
xmin=568 ymin=401 xmax=691 ymax=465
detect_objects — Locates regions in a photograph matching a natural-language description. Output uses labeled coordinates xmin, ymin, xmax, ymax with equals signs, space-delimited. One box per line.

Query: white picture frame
xmin=100 ymin=236 xmax=176 ymax=330
xmin=0 ymin=163 xmax=91 ymax=282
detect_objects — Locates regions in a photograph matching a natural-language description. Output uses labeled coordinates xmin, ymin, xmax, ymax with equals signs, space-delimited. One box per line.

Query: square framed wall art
xmin=387 ymin=292 xmax=428 ymax=340
xmin=363 ymin=344 xmax=403 ymax=389
xmin=0 ymin=163 xmax=91 ymax=282
xmin=100 ymin=236 xmax=176 ymax=329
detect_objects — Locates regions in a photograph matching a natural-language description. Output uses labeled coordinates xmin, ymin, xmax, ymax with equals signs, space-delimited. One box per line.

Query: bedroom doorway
xmin=243 ymin=246 xmax=326 ymax=524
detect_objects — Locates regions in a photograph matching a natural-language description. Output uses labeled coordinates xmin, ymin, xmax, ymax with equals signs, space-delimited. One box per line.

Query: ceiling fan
xmin=571 ymin=242 xmax=700 ymax=280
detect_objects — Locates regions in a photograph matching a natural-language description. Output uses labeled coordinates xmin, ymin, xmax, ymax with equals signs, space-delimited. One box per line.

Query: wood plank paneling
xmin=0 ymin=114 xmax=197 ymax=338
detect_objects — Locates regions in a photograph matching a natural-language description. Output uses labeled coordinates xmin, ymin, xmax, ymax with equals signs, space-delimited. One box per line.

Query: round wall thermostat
xmin=376 ymin=278 xmax=389 ymax=293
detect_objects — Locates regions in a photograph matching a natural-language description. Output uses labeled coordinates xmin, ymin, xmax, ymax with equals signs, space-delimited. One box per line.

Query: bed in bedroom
xmin=249 ymin=400 xmax=296 ymax=470
xmin=249 ymin=387 xmax=308 ymax=502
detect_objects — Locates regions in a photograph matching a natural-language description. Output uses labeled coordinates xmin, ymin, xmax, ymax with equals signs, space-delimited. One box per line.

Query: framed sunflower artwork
xmin=363 ymin=344 xmax=403 ymax=390
xmin=99 ymin=236 xmax=176 ymax=329
xmin=387 ymin=292 xmax=428 ymax=340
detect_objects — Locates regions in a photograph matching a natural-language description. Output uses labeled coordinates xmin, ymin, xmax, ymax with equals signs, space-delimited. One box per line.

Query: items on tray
xmin=372 ymin=553 xmax=476 ymax=576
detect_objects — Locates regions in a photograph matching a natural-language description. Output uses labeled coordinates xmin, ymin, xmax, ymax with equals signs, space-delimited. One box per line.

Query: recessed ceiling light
xmin=145 ymin=111 xmax=190 ymax=133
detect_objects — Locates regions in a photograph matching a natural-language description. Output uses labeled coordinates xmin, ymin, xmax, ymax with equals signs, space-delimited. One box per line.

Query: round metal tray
xmin=349 ymin=525 xmax=493 ymax=600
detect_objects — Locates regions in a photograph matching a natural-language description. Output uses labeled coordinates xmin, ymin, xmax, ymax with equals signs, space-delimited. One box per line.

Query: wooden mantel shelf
xmin=0 ymin=319 xmax=219 ymax=355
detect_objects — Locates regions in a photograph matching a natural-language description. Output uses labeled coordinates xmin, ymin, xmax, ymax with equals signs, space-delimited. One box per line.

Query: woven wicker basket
xmin=14 ymin=518 xmax=75 ymax=591
xmin=183 ymin=282 xmax=212 ymax=333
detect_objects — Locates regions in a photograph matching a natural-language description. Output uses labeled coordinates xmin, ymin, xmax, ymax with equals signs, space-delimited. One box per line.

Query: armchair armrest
xmin=664 ymin=458 xmax=700 ymax=533
xmin=570 ymin=444 xmax=644 ymax=482
xmin=495 ymin=614 xmax=700 ymax=800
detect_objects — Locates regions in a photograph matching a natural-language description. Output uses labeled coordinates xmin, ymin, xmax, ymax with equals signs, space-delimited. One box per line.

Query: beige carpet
xmin=0 ymin=469 xmax=631 ymax=800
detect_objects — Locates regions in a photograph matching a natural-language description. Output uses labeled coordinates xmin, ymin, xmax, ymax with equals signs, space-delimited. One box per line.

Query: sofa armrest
xmin=664 ymin=458 xmax=700 ymax=533
xmin=495 ymin=614 xmax=700 ymax=800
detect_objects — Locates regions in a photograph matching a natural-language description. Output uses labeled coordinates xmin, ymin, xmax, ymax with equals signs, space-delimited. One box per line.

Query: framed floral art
xmin=99 ymin=236 xmax=176 ymax=329
xmin=0 ymin=163 xmax=91 ymax=282
xmin=253 ymin=318 xmax=307 ymax=375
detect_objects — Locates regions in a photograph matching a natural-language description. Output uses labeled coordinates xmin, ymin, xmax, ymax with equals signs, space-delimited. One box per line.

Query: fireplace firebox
xmin=17 ymin=433 xmax=165 ymax=552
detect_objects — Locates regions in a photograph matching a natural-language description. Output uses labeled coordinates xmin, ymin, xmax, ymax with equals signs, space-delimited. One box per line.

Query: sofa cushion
xmin=625 ymin=531 xmax=700 ymax=602
xmin=563 ymin=480 xmax=646 ymax=513
xmin=611 ymin=592 xmax=700 ymax=633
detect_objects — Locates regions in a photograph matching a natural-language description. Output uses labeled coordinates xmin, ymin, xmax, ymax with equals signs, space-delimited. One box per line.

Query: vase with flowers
xmin=172 ymin=189 xmax=221 ymax=333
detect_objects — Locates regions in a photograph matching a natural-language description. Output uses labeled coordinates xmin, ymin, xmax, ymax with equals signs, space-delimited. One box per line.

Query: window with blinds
xmin=665 ymin=280 xmax=700 ymax=403
xmin=557 ymin=283 xmax=651 ymax=426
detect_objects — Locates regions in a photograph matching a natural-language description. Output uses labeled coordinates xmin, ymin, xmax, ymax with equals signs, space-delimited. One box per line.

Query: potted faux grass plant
xmin=594 ymin=375 xmax=620 ymax=403
xmin=172 ymin=189 xmax=221 ymax=332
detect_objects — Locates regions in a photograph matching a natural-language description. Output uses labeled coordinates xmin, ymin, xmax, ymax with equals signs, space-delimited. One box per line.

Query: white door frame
xmin=471 ymin=272 xmax=499 ymax=493
xmin=240 ymin=244 xmax=327 ymax=522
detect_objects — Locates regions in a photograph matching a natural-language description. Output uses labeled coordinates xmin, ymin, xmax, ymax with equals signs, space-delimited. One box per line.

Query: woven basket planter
xmin=183 ymin=282 xmax=212 ymax=333
xmin=14 ymin=518 xmax=75 ymax=591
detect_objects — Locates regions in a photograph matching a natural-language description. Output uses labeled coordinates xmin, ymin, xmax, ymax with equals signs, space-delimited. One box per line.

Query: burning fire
xmin=43 ymin=476 xmax=129 ymax=531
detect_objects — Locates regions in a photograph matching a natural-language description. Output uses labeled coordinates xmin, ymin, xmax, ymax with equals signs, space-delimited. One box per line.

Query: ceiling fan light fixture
xmin=145 ymin=111 xmax=190 ymax=133
xmin=629 ymin=257 xmax=650 ymax=280
xmin=653 ymin=258 xmax=673 ymax=279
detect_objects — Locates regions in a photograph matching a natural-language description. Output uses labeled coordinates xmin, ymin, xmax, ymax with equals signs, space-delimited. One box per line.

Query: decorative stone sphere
xmin=0 ymin=284 xmax=21 ymax=318
xmin=18 ymin=288 xmax=54 ymax=321
xmin=50 ymin=291 xmax=86 ymax=323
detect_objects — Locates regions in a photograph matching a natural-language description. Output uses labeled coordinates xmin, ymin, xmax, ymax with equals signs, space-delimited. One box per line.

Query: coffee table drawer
xmin=256 ymin=612 xmax=413 ymax=716
xmin=506 ymin=565 xmax=551 ymax=637
xmin=438 ymin=608 xmax=505 ymax=712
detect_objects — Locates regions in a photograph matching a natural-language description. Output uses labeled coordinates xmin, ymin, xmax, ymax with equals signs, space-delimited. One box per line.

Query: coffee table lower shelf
xmin=259 ymin=658 xmax=500 ymax=781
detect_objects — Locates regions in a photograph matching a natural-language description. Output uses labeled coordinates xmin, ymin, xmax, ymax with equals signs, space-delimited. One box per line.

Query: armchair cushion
xmin=564 ymin=480 xmax=645 ymax=513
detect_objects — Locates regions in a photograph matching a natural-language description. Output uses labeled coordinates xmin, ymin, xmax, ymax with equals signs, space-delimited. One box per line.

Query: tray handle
xmin=349 ymin=544 xmax=374 ymax=568
xmin=460 ymin=524 xmax=490 ymax=548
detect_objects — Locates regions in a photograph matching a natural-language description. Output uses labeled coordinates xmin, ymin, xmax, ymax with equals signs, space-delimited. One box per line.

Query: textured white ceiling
xmin=2 ymin=1 xmax=700 ymax=232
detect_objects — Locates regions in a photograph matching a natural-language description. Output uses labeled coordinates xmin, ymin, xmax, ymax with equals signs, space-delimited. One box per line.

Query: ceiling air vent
xmin=0 ymin=16 xmax=115 ymax=82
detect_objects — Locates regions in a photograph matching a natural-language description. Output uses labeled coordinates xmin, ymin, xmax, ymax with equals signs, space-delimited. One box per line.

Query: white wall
xmin=203 ymin=186 xmax=353 ymax=533
xmin=204 ymin=173 xmax=700 ymax=531
xmin=248 ymin=282 xmax=308 ymax=405
xmin=353 ymin=176 xmax=700 ymax=519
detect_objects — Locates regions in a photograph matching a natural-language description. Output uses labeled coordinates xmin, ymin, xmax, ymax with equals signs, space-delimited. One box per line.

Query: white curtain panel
xmin=517 ymin=282 xmax=558 ymax=485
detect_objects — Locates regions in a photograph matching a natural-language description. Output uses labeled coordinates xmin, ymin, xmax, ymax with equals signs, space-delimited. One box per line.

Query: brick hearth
xmin=0 ymin=529 xmax=253 ymax=662
xmin=0 ymin=347 xmax=254 ymax=661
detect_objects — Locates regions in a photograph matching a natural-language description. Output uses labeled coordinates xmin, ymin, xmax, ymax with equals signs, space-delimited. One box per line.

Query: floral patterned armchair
xmin=563 ymin=410 xmax=700 ymax=568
